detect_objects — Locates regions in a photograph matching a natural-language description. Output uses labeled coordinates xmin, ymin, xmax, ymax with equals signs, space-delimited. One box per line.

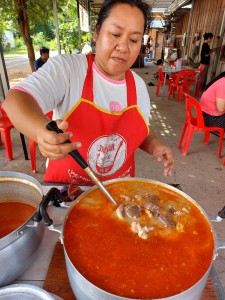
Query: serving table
xmin=14 ymin=183 xmax=224 ymax=300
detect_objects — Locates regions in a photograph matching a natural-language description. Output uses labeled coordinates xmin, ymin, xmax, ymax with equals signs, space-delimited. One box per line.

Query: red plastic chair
xmin=156 ymin=67 xmax=173 ymax=96
xmin=178 ymin=94 xmax=224 ymax=158
xmin=0 ymin=102 xmax=15 ymax=160
xmin=168 ymin=61 xmax=176 ymax=67
xmin=168 ymin=69 xmax=196 ymax=102
xmin=29 ymin=111 xmax=53 ymax=173
xmin=187 ymin=65 xmax=205 ymax=97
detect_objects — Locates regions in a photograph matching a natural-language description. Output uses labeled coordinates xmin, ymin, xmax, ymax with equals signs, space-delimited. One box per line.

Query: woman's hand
xmin=140 ymin=129 xmax=174 ymax=176
xmin=153 ymin=144 xmax=174 ymax=176
xmin=36 ymin=120 xmax=82 ymax=160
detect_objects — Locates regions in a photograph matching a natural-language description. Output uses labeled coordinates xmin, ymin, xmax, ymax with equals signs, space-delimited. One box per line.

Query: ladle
xmin=46 ymin=121 xmax=117 ymax=205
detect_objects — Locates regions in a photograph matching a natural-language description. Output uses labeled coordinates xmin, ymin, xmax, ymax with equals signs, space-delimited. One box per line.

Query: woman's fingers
xmin=153 ymin=146 xmax=174 ymax=176
xmin=36 ymin=120 xmax=82 ymax=160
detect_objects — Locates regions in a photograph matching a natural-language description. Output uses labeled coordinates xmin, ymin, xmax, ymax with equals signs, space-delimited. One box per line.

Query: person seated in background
xmin=200 ymin=71 xmax=225 ymax=129
xmin=34 ymin=47 xmax=50 ymax=71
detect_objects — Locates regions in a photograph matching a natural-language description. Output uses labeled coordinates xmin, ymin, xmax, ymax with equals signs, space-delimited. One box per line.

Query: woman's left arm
xmin=139 ymin=128 xmax=174 ymax=176
xmin=210 ymin=46 xmax=221 ymax=54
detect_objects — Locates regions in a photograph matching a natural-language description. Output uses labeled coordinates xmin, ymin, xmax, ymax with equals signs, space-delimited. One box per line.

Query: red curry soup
xmin=0 ymin=201 xmax=36 ymax=238
xmin=64 ymin=180 xmax=214 ymax=299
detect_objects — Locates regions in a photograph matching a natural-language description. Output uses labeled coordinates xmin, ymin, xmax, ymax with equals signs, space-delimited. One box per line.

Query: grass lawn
xmin=3 ymin=48 xmax=28 ymax=56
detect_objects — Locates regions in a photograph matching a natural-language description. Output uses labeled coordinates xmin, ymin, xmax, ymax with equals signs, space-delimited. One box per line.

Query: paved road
xmin=4 ymin=51 xmax=60 ymax=69
xmin=4 ymin=54 xmax=29 ymax=69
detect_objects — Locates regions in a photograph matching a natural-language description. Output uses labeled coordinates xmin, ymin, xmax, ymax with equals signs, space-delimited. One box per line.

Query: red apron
xmin=43 ymin=54 xmax=149 ymax=184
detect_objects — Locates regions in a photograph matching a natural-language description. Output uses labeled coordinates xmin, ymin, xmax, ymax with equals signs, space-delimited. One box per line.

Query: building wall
xmin=3 ymin=31 xmax=15 ymax=48
xmin=175 ymin=0 xmax=225 ymax=83
xmin=149 ymin=28 xmax=164 ymax=60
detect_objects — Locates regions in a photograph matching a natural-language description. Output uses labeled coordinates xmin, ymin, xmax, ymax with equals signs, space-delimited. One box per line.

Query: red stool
xmin=168 ymin=69 xmax=195 ymax=103
xmin=156 ymin=67 xmax=173 ymax=97
xmin=0 ymin=103 xmax=15 ymax=160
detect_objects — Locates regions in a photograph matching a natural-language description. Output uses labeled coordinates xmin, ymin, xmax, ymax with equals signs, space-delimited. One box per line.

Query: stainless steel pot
xmin=0 ymin=171 xmax=44 ymax=286
xmin=40 ymin=178 xmax=225 ymax=300
xmin=0 ymin=284 xmax=61 ymax=300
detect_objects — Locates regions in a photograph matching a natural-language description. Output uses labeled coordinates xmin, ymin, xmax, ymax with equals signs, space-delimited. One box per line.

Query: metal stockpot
xmin=40 ymin=178 xmax=225 ymax=300
xmin=0 ymin=171 xmax=44 ymax=286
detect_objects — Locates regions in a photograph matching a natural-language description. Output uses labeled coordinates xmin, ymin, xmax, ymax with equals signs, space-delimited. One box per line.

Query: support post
xmin=53 ymin=0 xmax=61 ymax=55
xmin=211 ymin=9 xmax=225 ymax=81
xmin=184 ymin=0 xmax=195 ymax=58
xmin=77 ymin=0 xmax=82 ymax=51
xmin=0 ymin=39 xmax=10 ymax=99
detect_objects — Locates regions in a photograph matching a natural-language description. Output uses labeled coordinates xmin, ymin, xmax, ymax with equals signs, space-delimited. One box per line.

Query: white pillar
xmin=53 ymin=0 xmax=61 ymax=54
xmin=0 ymin=40 xmax=9 ymax=99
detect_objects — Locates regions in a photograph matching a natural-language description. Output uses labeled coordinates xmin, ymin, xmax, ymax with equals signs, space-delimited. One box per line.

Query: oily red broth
xmin=0 ymin=202 xmax=36 ymax=238
xmin=64 ymin=180 xmax=214 ymax=299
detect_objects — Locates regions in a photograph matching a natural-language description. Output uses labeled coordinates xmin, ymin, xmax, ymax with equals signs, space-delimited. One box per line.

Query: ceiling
xmin=83 ymin=0 xmax=192 ymax=29
xmin=87 ymin=0 xmax=191 ymax=17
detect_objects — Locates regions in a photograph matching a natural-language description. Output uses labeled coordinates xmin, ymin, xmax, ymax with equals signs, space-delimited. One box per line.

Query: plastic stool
xmin=0 ymin=103 xmax=14 ymax=160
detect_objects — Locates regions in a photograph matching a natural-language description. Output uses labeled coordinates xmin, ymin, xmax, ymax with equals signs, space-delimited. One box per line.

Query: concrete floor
xmin=1 ymin=61 xmax=225 ymax=295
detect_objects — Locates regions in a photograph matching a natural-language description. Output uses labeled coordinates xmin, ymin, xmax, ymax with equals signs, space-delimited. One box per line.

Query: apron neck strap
xmin=82 ymin=54 xmax=95 ymax=100
xmin=82 ymin=54 xmax=137 ymax=106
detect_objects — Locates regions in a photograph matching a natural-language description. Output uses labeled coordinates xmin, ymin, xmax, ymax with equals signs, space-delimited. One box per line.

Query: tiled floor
xmin=1 ymin=61 xmax=225 ymax=295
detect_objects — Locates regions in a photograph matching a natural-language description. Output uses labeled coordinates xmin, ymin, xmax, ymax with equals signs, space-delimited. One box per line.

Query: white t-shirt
xmin=15 ymin=54 xmax=151 ymax=124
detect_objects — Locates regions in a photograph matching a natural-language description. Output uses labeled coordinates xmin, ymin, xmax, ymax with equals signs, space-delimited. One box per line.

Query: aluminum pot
xmin=40 ymin=178 xmax=225 ymax=300
xmin=0 ymin=284 xmax=62 ymax=300
xmin=0 ymin=171 xmax=44 ymax=286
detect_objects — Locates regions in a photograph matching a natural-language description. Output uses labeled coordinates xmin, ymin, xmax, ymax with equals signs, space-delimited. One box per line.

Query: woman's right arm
xmin=3 ymin=89 xmax=49 ymax=141
xmin=2 ymin=89 xmax=81 ymax=160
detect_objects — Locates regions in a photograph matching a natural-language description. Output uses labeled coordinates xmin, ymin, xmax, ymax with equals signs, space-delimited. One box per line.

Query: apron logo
xmin=88 ymin=134 xmax=127 ymax=176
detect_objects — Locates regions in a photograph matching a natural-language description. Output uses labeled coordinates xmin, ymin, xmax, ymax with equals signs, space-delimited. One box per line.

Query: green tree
xmin=0 ymin=0 xmax=68 ymax=71
xmin=0 ymin=0 xmax=92 ymax=67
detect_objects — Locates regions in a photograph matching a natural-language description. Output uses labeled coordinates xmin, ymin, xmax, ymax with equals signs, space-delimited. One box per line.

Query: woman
xmin=3 ymin=0 xmax=174 ymax=184
xmin=199 ymin=32 xmax=220 ymax=90
xmin=200 ymin=72 xmax=225 ymax=128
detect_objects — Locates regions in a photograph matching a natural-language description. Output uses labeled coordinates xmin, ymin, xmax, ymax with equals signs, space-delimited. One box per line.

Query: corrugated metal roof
xmin=90 ymin=0 xmax=190 ymax=16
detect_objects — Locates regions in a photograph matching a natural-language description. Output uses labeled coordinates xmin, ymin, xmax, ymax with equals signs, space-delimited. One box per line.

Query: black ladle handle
xmin=46 ymin=121 xmax=117 ymax=206
xmin=39 ymin=187 xmax=63 ymax=226
xmin=46 ymin=120 xmax=88 ymax=169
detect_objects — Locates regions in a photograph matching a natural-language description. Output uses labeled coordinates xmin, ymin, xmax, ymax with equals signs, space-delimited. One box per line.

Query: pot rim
xmin=0 ymin=171 xmax=43 ymax=244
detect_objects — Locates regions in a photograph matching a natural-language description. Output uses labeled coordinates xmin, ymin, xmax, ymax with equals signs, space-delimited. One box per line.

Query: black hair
xmin=203 ymin=32 xmax=214 ymax=40
xmin=156 ymin=59 xmax=163 ymax=65
xmin=40 ymin=47 xmax=49 ymax=55
xmin=205 ymin=71 xmax=225 ymax=90
xmin=95 ymin=0 xmax=151 ymax=34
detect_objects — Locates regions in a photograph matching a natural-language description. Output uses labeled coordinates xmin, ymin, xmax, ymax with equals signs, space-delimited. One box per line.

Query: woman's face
xmin=93 ymin=4 xmax=144 ymax=80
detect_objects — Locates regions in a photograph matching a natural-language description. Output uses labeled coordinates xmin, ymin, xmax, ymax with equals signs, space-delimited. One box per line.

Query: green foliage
xmin=0 ymin=0 xmax=92 ymax=54
xmin=59 ymin=0 xmax=79 ymax=53
xmin=32 ymin=32 xmax=49 ymax=51
xmin=30 ymin=23 xmax=55 ymax=41
xmin=14 ymin=38 xmax=26 ymax=49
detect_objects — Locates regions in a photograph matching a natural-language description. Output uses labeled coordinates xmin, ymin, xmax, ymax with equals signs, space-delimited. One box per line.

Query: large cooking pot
xmin=0 ymin=171 xmax=44 ymax=286
xmin=40 ymin=178 xmax=225 ymax=300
